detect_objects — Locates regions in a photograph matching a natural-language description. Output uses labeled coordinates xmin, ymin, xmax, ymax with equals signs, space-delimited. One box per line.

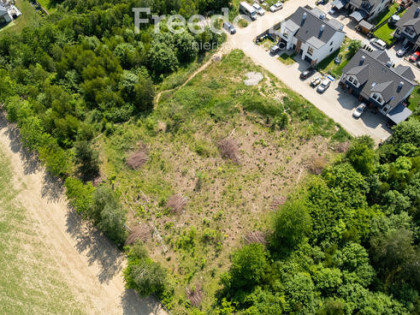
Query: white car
xmin=317 ymin=78 xmax=331 ymax=93
xmin=370 ymin=38 xmax=387 ymax=50
xmin=270 ymin=2 xmax=283 ymax=12
xmin=253 ymin=3 xmax=265 ymax=15
xmin=353 ymin=103 xmax=366 ymax=118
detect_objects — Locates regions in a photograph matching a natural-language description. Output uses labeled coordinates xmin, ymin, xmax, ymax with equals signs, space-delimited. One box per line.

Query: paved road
xmin=224 ymin=2 xmax=392 ymax=142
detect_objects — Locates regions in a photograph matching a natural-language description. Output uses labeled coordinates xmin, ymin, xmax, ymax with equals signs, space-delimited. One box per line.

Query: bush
xmin=64 ymin=177 xmax=95 ymax=216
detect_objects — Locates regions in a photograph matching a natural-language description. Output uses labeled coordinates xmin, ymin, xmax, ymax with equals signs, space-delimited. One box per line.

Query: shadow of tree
xmin=66 ymin=209 xmax=124 ymax=284
xmin=121 ymin=290 xmax=167 ymax=315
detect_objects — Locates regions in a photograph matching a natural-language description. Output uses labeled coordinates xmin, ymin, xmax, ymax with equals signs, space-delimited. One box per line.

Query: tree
xmin=272 ymin=201 xmax=312 ymax=253
xmin=225 ymin=243 xmax=269 ymax=293
xmin=148 ymin=42 xmax=179 ymax=75
xmin=348 ymin=40 xmax=362 ymax=57
xmin=124 ymin=242 xmax=167 ymax=296
xmin=345 ymin=136 xmax=376 ymax=175
xmin=64 ymin=177 xmax=95 ymax=216
xmin=175 ymin=31 xmax=198 ymax=63
xmin=74 ymin=140 xmax=100 ymax=181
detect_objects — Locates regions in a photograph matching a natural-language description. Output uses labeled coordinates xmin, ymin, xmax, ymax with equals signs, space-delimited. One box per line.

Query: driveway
xmin=225 ymin=2 xmax=392 ymax=142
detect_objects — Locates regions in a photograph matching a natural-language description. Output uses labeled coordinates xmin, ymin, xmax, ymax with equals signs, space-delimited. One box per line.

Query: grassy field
xmin=0 ymin=149 xmax=83 ymax=314
xmin=100 ymin=50 xmax=348 ymax=312
xmin=0 ymin=0 xmax=41 ymax=37
xmin=317 ymin=37 xmax=351 ymax=78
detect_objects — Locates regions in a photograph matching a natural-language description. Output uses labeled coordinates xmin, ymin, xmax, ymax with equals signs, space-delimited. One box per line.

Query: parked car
xmin=270 ymin=44 xmax=280 ymax=55
xmin=223 ymin=22 xmax=236 ymax=34
xmin=253 ymin=3 xmax=265 ymax=15
xmin=270 ymin=2 xmax=283 ymax=12
xmin=396 ymin=46 xmax=408 ymax=57
xmin=409 ymin=51 xmax=420 ymax=62
xmin=334 ymin=55 xmax=342 ymax=64
xmin=353 ymin=103 xmax=366 ymax=119
xmin=370 ymin=38 xmax=387 ymax=50
xmin=310 ymin=76 xmax=322 ymax=87
xmin=417 ymin=60 xmax=420 ymax=68
xmin=317 ymin=78 xmax=331 ymax=93
xmin=300 ymin=68 xmax=315 ymax=80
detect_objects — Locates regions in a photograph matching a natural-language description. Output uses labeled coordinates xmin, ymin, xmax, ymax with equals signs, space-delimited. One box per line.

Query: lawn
xmin=0 ymin=0 xmax=41 ymax=37
xmin=372 ymin=3 xmax=406 ymax=46
xmin=100 ymin=50 xmax=347 ymax=313
xmin=0 ymin=149 xmax=84 ymax=314
xmin=317 ymin=37 xmax=351 ymax=78
xmin=408 ymin=85 xmax=420 ymax=113
xmin=278 ymin=52 xmax=296 ymax=65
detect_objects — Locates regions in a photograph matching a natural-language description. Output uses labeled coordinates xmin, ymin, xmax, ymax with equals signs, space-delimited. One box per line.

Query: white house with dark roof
xmin=278 ymin=6 xmax=345 ymax=66
xmin=340 ymin=49 xmax=416 ymax=124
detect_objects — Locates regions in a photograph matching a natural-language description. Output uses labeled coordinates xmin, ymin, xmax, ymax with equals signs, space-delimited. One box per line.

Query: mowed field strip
xmin=0 ymin=115 xmax=166 ymax=315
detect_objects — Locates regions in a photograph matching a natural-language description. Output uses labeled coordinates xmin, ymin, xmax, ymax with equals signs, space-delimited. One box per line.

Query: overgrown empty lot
xmin=102 ymin=50 xmax=348 ymax=311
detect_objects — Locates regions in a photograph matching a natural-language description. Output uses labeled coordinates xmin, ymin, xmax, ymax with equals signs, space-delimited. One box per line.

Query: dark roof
xmin=387 ymin=104 xmax=412 ymax=124
xmin=349 ymin=0 xmax=382 ymax=13
xmin=342 ymin=49 xmax=417 ymax=109
xmin=396 ymin=4 xmax=420 ymax=33
xmin=285 ymin=6 xmax=344 ymax=45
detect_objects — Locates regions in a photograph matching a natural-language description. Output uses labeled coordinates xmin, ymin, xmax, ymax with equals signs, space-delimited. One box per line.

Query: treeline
xmin=216 ymin=120 xmax=420 ymax=314
xmin=0 ymin=0 xmax=225 ymax=253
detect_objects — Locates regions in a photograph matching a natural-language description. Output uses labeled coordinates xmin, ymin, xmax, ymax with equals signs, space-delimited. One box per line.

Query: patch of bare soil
xmin=0 ymin=115 xmax=166 ymax=315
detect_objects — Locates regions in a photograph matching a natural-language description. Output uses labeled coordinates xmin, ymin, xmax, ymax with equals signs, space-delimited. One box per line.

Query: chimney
xmin=318 ymin=24 xmax=325 ymax=38
xmin=301 ymin=12 xmax=307 ymax=26
xmin=359 ymin=55 xmax=366 ymax=65
xmin=320 ymin=13 xmax=326 ymax=20
xmin=397 ymin=81 xmax=404 ymax=92
xmin=415 ymin=7 xmax=420 ymax=18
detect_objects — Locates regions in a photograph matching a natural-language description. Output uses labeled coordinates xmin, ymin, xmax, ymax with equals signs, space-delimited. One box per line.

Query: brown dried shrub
xmin=218 ymin=137 xmax=239 ymax=163
xmin=244 ymin=231 xmax=267 ymax=245
xmin=335 ymin=141 xmax=350 ymax=153
xmin=308 ymin=156 xmax=327 ymax=175
xmin=186 ymin=285 xmax=203 ymax=308
xmin=126 ymin=144 xmax=148 ymax=170
xmin=166 ymin=194 xmax=187 ymax=214
xmin=125 ymin=224 xmax=151 ymax=245
xmin=270 ymin=196 xmax=287 ymax=210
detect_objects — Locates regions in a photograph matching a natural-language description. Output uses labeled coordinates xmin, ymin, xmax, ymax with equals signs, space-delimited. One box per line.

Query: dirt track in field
xmin=0 ymin=114 xmax=167 ymax=315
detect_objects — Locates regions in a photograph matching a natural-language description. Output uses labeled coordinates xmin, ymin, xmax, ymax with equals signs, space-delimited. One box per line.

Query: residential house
xmin=278 ymin=6 xmax=345 ymax=65
xmin=331 ymin=0 xmax=391 ymax=22
xmin=394 ymin=4 xmax=420 ymax=50
xmin=0 ymin=4 xmax=12 ymax=24
xmin=340 ymin=49 xmax=416 ymax=124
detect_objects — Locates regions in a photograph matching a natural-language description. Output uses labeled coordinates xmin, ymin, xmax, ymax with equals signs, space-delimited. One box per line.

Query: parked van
xmin=239 ymin=2 xmax=257 ymax=21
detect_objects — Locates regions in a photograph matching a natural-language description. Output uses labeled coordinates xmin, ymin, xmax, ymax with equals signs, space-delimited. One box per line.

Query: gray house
xmin=0 ymin=5 xmax=12 ymax=24
xmin=394 ymin=5 xmax=420 ymax=50
xmin=340 ymin=49 xmax=416 ymax=124
xmin=331 ymin=0 xmax=391 ymax=22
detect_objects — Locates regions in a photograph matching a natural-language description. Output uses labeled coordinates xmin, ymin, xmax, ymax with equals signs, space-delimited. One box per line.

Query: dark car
xmin=300 ymin=68 xmax=315 ymax=80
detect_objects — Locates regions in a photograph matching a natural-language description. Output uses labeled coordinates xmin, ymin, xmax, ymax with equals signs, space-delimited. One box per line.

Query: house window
xmin=383 ymin=105 xmax=390 ymax=112
xmin=307 ymin=47 xmax=314 ymax=56
xmin=372 ymin=93 xmax=383 ymax=104
xmin=404 ymin=27 xmax=415 ymax=36
xmin=330 ymin=41 xmax=333 ymax=46
xmin=348 ymin=76 xmax=358 ymax=86
xmin=330 ymin=48 xmax=333 ymax=52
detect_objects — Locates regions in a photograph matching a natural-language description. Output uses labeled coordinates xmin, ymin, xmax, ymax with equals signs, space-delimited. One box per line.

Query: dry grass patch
xmin=244 ymin=231 xmax=267 ymax=245
xmin=308 ymin=156 xmax=328 ymax=175
xmin=166 ymin=194 xmax=187 ymax=215
xmin=218 ymin=137 xmax=239 ymax=164
xmin=126 ymin=224 xmax=152 ymax=245
xmin=126 ymin=143 xmax=149 ymax=170
xmin=186 ymin=285 xmax=203 ymax=308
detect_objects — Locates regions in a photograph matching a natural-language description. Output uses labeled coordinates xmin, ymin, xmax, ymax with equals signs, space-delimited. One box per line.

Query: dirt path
xmin=0 ymin=115 xmax=167 ymax=315
xmin=154 ymin=51 xmax=227 ymax=106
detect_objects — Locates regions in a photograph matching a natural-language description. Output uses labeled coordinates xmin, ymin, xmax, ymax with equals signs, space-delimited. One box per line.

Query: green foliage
xmin=271 ymin=201 xmax=312 ymax=253
xmin=345 ymin=136 xmax=376 ymax=175
xmin=124 ymin=242 xmax=168 ymax=297
xmin=348 ymin=40 xmax=362 ymax=58
xmin=92 ymin=185 xmax=127 ymax=244
xmin=64 ymin=177 xmax=95 ymax=216
xmin=74 ymin=140 xmax=100 ymax=181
